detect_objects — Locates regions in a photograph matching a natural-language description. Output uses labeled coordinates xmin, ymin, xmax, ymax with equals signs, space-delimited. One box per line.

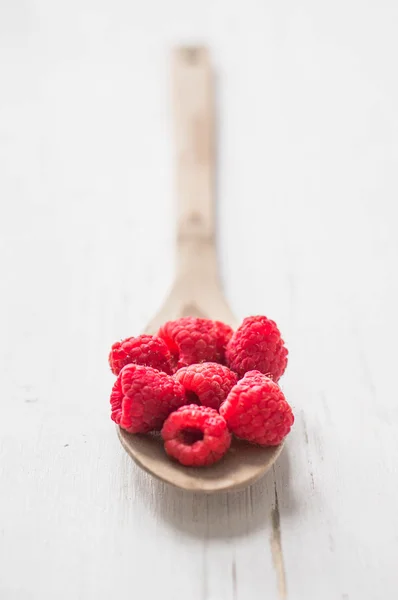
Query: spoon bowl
xmin=118 ymin=428 xmax=284 ymax=493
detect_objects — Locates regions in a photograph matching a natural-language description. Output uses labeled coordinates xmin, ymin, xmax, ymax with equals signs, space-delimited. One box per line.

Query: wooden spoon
xmin=118 ymin=46 xmax=284 ymax=493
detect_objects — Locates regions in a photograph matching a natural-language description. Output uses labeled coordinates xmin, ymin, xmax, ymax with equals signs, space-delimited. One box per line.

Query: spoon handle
xmin=172 ymin=47 xmax=218 ymax=282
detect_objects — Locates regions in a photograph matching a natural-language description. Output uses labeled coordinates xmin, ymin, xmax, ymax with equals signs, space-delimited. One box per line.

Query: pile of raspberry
xmin=109 ymin=315 xmax=294 ymax=467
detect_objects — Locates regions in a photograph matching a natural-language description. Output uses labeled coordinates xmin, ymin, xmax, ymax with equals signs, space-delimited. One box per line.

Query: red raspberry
xmin=110 ymin=375 xmax=123 ymax=425
xmin=108 ymin=334 xmax=173 ymax=376
xmin=175 ymin=362 xmax=237 ymax=410
xmin=226 ymin=315 xmax=288 ymax=381
xmin=158 ymin=317 xmax=233 ymax=369
xmin=110 ymin=364 xmax=186 ymax=433
xmin=213 ymin=321 xmax=233 ymax=360
xmin=161 ymin=404 xmax=231 ymax=466
xmin=220 ymin=371 xmax=294 ymax=446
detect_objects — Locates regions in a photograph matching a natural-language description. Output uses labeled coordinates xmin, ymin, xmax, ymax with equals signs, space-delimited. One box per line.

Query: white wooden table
xmin=1 ymin=2 xmax=398 ymax=598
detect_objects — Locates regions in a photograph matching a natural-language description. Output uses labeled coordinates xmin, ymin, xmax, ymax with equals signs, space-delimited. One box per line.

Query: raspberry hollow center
xmin=185 ymin=390 xmax=200 ymax=405
xmin=179 ymin=427 xmax=204 ymax=445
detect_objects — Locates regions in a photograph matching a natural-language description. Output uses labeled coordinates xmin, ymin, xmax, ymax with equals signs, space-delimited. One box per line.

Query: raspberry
xmin=161 ymin=405 xmax=231 ymax=466
xmin=175 ymin=362 xmax=237 ymax=410
xmin=220 ymin=371 xmax=294 ymax=446
xmin=158 ymin=317 xmax=233 ymax=369
xmin=108 ymin=334 xmax=173 ymax=376
xmin=226 ymin=315 xmax=288 ymax=381
xmin=110 ymin=364 xmax=186 ymax=433
xmin=110 ymin=375 xmax=123 ymax=425
xmin=213 ymin=321 xmax=233 ymax=361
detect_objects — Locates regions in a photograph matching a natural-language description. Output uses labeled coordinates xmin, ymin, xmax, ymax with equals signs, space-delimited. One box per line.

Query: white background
xmin=1 ymin=1 xmax=398 ymax=599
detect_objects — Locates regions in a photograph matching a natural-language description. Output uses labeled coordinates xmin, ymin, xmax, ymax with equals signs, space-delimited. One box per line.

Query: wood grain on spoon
xmin=118 ymin=46 xmax=284 ymax=492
